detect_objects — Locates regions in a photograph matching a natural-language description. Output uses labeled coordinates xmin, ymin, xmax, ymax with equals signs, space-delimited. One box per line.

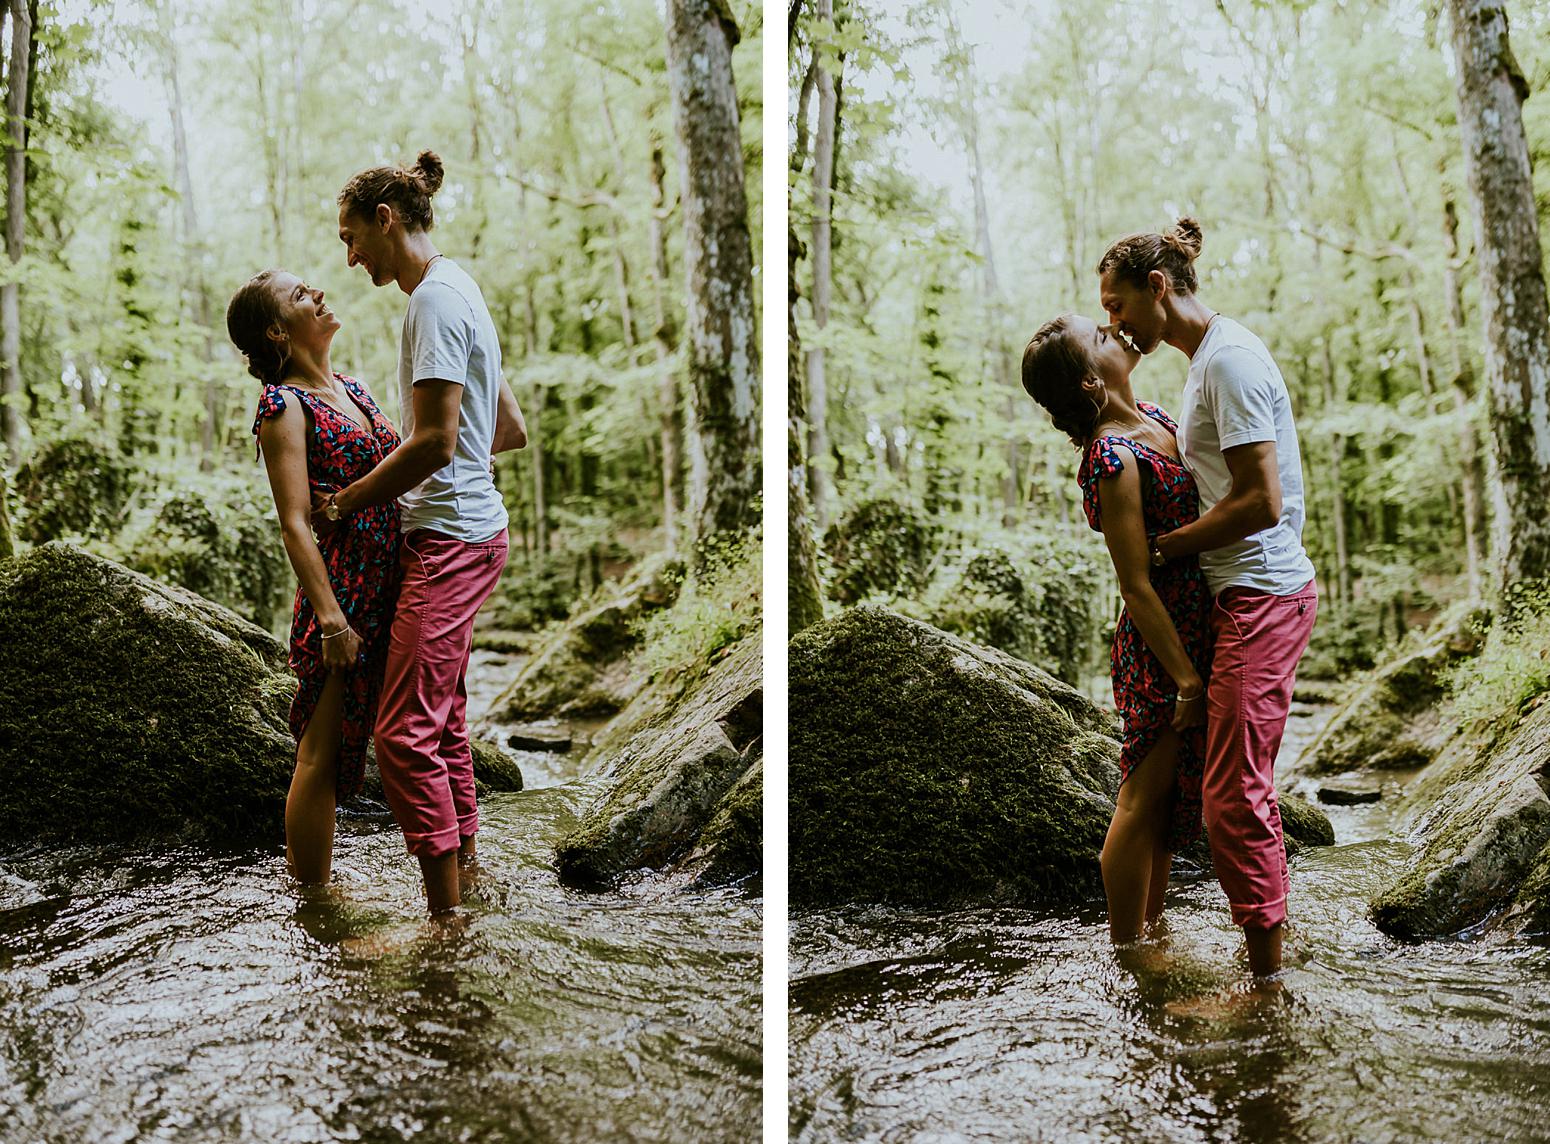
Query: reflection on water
xmin=0 ymin=781 xmax=761 ymax=1142
xmin=790 ymin=702 xmax=1550 ymax=1142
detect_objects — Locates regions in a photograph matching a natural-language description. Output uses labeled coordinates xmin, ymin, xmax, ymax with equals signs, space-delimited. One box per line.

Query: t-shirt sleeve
xmin=1204 ymin=345 xmax=1278 ymax=450
xmin=406 ymin=282 xmax=475 ymax=386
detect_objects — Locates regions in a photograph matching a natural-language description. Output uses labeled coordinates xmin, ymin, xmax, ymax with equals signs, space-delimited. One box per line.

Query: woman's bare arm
xmin=1097 ymin=443 xmax=1205 ymax=730
xmin=258 ymin=398 xmax=361 ymax=669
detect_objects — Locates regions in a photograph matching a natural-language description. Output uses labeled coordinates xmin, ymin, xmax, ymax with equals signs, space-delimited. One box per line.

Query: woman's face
xmin=268 ymin=271 xmax=340 ymax=352
xmin=1074 ymin=314 xmax=1140 ymax=383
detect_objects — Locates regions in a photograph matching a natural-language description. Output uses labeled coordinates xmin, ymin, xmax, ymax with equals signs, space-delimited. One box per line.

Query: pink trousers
xmin=375 ymin=528 xmax=508 ymax=859
xmin=1203 ymin=578 xmax=1317 ymax=930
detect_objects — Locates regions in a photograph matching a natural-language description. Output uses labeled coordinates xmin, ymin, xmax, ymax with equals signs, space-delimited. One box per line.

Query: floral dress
xmin=252 ymin=374 xmax=403 ymax=801
xmin=1078 ymin=401 xmax=1212 ymax=852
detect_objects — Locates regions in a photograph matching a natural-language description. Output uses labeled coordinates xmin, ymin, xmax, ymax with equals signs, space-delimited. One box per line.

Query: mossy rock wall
xmin=555 ymin=633 xmax=761 ymax=887
xmin=489 ymin=554 xmax=679 ymax=722
xmin=789 ymin=605 xmax=1124 ymax=907
xmin=0 ymin=542 xmax=296 ymax=844
xmin=1300 ymin=603 xmax=1488 ymax=775
xmin=1371 ymin=699 xmax=1550 ymax=939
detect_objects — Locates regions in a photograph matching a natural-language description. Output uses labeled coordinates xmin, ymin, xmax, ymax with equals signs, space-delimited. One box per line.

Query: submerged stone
xmin=0 ymin=542 xmax=295 ymax=844
xmin=1316 ymin=785 xmax=1383 ymax=806
xmin=555 ymin=634 xmax=761 ymax=888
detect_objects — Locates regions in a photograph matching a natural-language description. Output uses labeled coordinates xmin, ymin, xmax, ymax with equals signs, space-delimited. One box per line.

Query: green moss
xmin=692 ymin=756 xmax=762 ymax=884
xmin=789 ymin=605 xmax=1122 ymax=908
xmin=0 ymin=543 xmax=295 ymax=846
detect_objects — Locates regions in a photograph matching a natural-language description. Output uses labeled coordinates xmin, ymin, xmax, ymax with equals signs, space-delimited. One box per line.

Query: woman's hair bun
xmin=1166 ymin=216 xmax=1203 ymax=260
xmin=412 ymin=150 xmax=444 ymax=196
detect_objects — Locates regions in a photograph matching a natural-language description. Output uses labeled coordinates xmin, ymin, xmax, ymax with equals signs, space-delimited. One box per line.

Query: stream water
xmin=0 ymin=652 xmax=762 ymax=1143
xmin=789 ymin=701 xmax=1550 ymax=1142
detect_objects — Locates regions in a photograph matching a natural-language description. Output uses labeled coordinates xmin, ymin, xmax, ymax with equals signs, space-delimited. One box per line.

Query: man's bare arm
xmin=324 ymin=380 xmax=463 ymax=518
xmin=492 ymin=377 xmax=527 ymax=453
xmin=1156 ymin=440 xmax=1281 ymax=560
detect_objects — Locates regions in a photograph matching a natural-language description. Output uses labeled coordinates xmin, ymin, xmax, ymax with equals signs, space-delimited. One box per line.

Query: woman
xmin=1022 ymin=313 xmax=1212 ymax=944
xmin=227 ymin=269 xmax=403 ymax=886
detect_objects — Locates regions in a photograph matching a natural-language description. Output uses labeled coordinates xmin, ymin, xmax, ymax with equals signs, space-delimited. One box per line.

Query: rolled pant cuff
xmin=1230 ymin=895 xmax=1287 ymax=930
xmin=404 ymin=826 xmax=461 ymax=859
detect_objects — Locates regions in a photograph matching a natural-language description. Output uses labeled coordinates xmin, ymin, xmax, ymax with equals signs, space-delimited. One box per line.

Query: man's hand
xmin=310 ymin=489 xmax=340 ymax=537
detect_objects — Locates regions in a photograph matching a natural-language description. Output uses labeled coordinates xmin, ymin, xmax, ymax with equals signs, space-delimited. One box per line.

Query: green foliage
xmin=118 ymin=481 xmax=292 ymax=633
xmin=630 ymin=525 xmax=761 ymax=689
xmin=12 ymin=434 xmax=133 ymax=543
xmin=1446 ymin=584 xmax=1550 ymax=733
xmin=895 ymin=531 xmax=1105 ymax=686
xmin=823 ymin=495 xmax=937 ymax=604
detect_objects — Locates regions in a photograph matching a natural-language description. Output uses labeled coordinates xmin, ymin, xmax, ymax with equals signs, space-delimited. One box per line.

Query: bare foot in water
xmin=1164 ymin=976 xmax=1289 ymax=1021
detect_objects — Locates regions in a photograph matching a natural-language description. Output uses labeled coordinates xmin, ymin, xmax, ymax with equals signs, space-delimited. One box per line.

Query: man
xmin=1098 ymin=216 xmax=1317 ymax=978
xmin=322 ymin=149 xmax=527 ymax=916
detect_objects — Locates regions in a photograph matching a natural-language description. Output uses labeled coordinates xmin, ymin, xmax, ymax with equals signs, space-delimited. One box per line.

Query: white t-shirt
xmin=1177 ymin=315 xmax=1316 ymax=596
xmin=396 ymin=257 xmax=509 ymax=543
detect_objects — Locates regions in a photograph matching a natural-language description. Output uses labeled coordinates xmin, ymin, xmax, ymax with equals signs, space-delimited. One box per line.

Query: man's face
xmin=338 ymin=205 xmax=395 ymax=288
xmin=1099 ymin=270 xmax=1166 ymax=355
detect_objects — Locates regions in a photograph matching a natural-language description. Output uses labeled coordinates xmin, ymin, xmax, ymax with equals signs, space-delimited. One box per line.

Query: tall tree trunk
xmin=1441 ymin=194 xmax=1486 ymax=599
xmin=0 ymin=468 xmax=11 ymax=560
xmin=1447 ymin=0 xmax=1550 ymax=596
xmin=1321 ymin=335 xmax=1352 ymax=611
xmin=663 ymin=0 xmax=761 ymax=545
xmin=158 ymin=2 xmax=220 ymax=471
xmin=804 ymin=0 xmax=837 ymax=532
xmin=525 ymin=285 xmax=548 ymax=556
xmin=648 ymin=140 xmax=682 ymax=552
xmin=0 ymin=0 xmax=31 ymax=459
xmin=789 ymin=225 xmax=824 ymax=632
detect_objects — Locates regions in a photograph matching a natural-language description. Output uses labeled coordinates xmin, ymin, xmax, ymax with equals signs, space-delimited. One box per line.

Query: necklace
xmin=414 ymin=252 xmax=445 ymax=290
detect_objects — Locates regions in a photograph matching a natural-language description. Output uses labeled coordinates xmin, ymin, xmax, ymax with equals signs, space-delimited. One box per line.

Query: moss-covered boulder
xmin=488 ymin=554 xmax=680 ymax=722
xmin=0 ymin=542 xmax=296 ymax=844
xmin=790 ymin=606 xmax=1331 ymax=908
xmin=790 ymin=606 xmax=1123 ymax=907
xmin=1371 ymin=699 xmax=1550 ymax=939
xmin=1279 ymin=791 xmax=1336 ymax=851
xmin=555 ymin=634 xmax=761 ymax=888
xmin=1300 ymin=603 xmax=1488 ymax=775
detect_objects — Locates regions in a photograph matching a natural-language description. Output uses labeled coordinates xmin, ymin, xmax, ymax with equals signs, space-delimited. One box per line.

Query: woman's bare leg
xmin=287 ymin=671 xmax=345 ymax=885
xmin=1145 ymin=843 xmax=1173 ymax=927
xmin=1101 ymin=727 xmax=1180 ymax=943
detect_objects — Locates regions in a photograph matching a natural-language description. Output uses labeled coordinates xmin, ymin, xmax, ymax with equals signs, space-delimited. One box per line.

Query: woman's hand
xmin=1172 ymin=683 xmax=1206 ymax=731
xmin=320 ymin=623 xmax=362 ymax=671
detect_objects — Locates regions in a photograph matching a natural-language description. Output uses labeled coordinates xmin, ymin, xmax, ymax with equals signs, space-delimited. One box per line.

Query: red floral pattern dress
xmin=1078 ymin=401 xmax=1211 ymax=851
xmin=252 ymin=374 xmax=403 ymax=801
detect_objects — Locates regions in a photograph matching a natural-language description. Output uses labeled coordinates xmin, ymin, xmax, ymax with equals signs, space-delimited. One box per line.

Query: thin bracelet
xmin=321 ymin=626 xmax=353 ymax=640
xmin=1177 ymin=688 xmax=1203 ymax=701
